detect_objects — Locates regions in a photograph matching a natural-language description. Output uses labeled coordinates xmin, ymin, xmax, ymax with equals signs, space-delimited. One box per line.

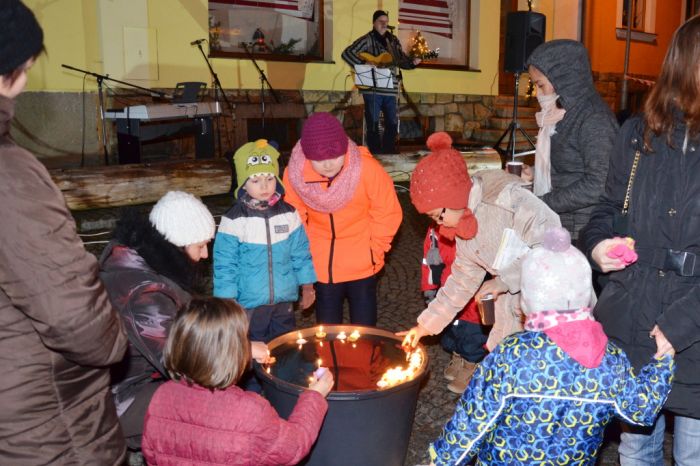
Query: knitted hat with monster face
xmin=233 ymin=139 xmax=282 ymax=198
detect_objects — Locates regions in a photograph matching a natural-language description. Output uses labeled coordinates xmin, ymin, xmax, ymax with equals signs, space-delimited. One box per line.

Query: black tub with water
xmin=255 ymin=325 xmax=429 ymax=466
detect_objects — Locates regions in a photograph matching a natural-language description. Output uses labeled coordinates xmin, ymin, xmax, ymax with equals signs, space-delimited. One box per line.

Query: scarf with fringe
xmin=534 ymin=93 xmax=566 ymax=196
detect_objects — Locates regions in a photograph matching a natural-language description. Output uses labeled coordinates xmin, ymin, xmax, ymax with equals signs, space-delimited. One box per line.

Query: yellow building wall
xmin=24 ymin=0 xmax=501 ymax=96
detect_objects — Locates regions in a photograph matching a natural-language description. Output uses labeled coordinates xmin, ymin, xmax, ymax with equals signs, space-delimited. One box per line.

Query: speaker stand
xmin=493 ymin=72 xmax=535 ymax=162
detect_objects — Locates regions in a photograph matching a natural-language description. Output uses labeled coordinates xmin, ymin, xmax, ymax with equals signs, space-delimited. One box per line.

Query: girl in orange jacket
xmin=283 ymin=113 xmax=402 ymax=325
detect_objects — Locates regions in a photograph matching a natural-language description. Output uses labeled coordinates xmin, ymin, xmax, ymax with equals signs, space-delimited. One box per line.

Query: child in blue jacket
xmin=429 ymin=227 xmax=675 ymax=466
xmin=214 ymin=139 xmax=316 ymax=342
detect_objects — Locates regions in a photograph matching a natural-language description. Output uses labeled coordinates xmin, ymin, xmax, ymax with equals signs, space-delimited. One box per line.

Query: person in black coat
xmin=580 ymin=15 xmax=700 ymax=465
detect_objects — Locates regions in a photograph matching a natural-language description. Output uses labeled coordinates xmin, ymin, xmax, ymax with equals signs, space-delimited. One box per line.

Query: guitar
xmin=358 ymin=49 xmax=440 ymax=67
xmin=358 ymin=51 xmax=394 ymax=67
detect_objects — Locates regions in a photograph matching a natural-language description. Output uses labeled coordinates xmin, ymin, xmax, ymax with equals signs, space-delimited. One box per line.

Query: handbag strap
xmin=622 ymin=150 xmax=641 ymax=214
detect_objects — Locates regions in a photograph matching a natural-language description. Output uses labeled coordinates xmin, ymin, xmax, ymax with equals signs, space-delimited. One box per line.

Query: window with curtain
xmin=208 ymin=0 xmax=324 ymax=61
xmin=397 ymin=0 xmax=471 ymax=69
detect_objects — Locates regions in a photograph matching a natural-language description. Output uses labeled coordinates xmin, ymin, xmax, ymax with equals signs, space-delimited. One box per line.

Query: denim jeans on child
xmin=619 ymin=413 xmax=700 ymax=466
xmin=440 ymin=320 xmax=489 ymax=363
xmin=315 ymin=275 xmax=377 ymax=326
xmin=362 ymin=93 xmax=398 ymax=154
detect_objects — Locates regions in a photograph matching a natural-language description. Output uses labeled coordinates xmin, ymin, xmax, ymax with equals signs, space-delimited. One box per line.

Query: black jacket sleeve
xmin=579 ymin=117 xmax=642 ymax=258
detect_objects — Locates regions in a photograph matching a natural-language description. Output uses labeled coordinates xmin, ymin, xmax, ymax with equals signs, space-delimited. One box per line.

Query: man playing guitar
xmin=341 ymin=10 xmax=421 ymax=155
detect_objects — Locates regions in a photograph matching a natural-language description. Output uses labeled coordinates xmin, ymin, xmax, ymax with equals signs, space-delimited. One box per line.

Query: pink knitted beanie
xmin=300 ymin=113 xmax=349 ymax=161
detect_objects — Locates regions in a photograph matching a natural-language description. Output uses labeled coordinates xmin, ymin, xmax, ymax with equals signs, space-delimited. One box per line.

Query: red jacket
xmin=142 ymin=381 xmax=328 ymax=465
xmin=421 ymin=226 xmax=480 ymax=324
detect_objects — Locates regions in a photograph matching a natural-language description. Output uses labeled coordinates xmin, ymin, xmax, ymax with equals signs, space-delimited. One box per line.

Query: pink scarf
xmin=287 ymin=139 xmax=362 ymax=213
xmin=525 ymin=308 xmax=608 ymax=368
xmin=534 ymin=93 xmax=566 ymax=196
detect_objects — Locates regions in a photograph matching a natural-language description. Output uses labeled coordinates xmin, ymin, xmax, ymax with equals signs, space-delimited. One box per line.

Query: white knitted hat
xmin=520 ymin=227 xmax=595 ymax=314
xmin=149 ymin=191 xmax=215 ymax=247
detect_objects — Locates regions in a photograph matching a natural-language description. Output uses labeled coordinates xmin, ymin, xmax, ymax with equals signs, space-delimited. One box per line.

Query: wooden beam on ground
xmin=50 ymin=159 xmax=233 ymax=210
xmin=381 ymin=149 xmax=503 ymax=182
xmin=50 ymin=149 xmax=502 ymax=211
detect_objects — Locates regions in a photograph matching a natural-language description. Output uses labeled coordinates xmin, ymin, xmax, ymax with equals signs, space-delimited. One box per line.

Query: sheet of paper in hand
xmin=492 ymin=228 xmax=530 ymax=272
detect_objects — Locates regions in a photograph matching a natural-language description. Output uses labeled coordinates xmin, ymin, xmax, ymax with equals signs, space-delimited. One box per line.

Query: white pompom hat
xmin=520 ymin=227 xmax=596 ymax=314
xmin=149 ymin=191 xmax=215 ymax=247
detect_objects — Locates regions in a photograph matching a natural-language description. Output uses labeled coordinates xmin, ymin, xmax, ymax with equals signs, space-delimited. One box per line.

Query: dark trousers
xmin=246 ymin=302 xmax=296 ymax=343
xmin=315 ymin=275 xmax=378 ymax=326
xmin=441 ymin=320 xmax=489 ymax=363
xmin=119 ymin=380 xmax=163 ymax=450
xmin=241 ymin=302 xmax=296 ymax=393
xmin=363 ymin=93 xmax=398 ymax=154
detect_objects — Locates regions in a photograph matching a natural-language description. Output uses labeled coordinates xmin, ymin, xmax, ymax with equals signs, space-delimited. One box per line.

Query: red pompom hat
xmin=410 ymin=132 xmax=472 ymax=213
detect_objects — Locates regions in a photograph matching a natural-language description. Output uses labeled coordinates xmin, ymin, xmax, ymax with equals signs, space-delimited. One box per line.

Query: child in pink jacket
xmin=142 ymin=297 xmax=333 ymax=465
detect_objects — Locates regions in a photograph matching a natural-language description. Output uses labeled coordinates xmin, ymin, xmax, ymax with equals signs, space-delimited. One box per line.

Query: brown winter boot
xmin=447 ymin=360 xmax=478 ymax=394
xmin=443 ymin=352 xmax=463 ymax=381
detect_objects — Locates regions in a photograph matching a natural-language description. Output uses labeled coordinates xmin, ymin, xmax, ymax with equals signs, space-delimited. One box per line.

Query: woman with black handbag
xmin=580 ymin=15 xmax=700 ymax=465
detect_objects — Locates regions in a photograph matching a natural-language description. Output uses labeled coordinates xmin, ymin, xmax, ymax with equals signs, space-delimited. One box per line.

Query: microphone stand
xmin=194 ymin=41 xmax=234 ymax=158
xmin=241 ymin=42 xmax=279 ymax=133
xmin=61 ymin=64 xmax=168 ymax=166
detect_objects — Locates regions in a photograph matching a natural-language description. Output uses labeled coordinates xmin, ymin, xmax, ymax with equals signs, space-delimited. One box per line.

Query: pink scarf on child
xmin=534 ymin=93 xmax=566 ymax=196
xmin=287 ymin=139 xmax=362 ymax=213
xmin=525 ymin=307 xmax=608 ymax=368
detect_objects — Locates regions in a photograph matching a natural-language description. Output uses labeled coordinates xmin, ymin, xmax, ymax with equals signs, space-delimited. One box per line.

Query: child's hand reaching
xmin=251 ymin=341 xmax=272 ymax=364
xmin=300 ymin=283 xmax=316 ymax=310
xmin=309 ymin=368 xmax=334 ymax=397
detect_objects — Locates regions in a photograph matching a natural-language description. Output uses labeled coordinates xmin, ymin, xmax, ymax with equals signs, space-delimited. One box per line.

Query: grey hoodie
xmin=527 ymin=39 xmax=619 ymax=240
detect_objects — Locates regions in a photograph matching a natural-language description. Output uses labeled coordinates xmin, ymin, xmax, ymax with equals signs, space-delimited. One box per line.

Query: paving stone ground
xmin=75 ymin=187 xmax=673 ymax=466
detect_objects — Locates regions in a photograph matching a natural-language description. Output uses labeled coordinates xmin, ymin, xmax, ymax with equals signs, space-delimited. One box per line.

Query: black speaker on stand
xmin=494 ymin=11 xmax=546 ymax=161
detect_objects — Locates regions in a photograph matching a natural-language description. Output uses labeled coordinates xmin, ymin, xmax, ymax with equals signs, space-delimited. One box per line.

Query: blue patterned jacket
xmin=430 ymin=332 xmax=674 ymax=465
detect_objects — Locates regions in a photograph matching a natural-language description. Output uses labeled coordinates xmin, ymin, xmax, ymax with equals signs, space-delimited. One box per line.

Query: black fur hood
xmin=100 ymin=208 xmax=204 ymax=292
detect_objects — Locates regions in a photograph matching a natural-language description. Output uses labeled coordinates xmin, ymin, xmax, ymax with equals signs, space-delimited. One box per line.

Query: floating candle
xmin=336 ymin=331 xmax=347 ymax=341
xmin=295 ymin=331 xmax=307 ymax=346
xmin=377 ymin=348 xmax=424 ymax=389
xmin=348 ymin=329 xmax=361 ymax=342
xmin=315 ymin=325 xmax=327 ymax=339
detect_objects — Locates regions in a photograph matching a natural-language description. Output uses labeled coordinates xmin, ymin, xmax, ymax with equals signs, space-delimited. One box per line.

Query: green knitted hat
xmin=233 ymin=139 xmax=282 ymax=198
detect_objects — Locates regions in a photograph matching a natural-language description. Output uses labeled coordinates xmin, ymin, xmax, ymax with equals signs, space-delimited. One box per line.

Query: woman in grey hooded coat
xmin=525 ymin=39 xmax=619 ymax=242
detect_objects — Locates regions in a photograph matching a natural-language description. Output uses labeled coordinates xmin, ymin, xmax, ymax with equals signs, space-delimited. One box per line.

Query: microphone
xmin=387 ymin=25 xmax=395 ymax=32
xmin=190 ymin=38 xmax=206 ymax=46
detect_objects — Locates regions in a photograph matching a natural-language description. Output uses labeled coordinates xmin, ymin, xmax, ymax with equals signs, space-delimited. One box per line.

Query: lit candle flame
xmin=317 ymin=358 xmax=322 ymax=367
xmin=377 ymin=348 xmax=424 ymax=389
xmin=315 ymin=325 xmax=327 ymax=339
xmin=319 ymin=340 xmax=324 ymax=347
xmin=337 ymin=331 xmax=347 ymax=341
xmin=295 ymin=331 xmax=307 ymax=346
xmin=348 ymin=329 xmax=360 ymax=342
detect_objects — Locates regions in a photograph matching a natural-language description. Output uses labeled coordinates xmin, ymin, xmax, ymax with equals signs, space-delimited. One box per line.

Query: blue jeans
xmin=362 ymin=93 xmax=398 ymax=154
xmin=315 ymin=275 xmax=377 ymax=326
xmin=620 ymin=414 xmax=700 ymax=466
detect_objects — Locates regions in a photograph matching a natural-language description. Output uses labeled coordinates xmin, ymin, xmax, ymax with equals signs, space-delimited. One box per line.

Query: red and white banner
xmin=399 ymin=0 xmax=454 ymax=38
xmin=210 ymin=0 xmax=314 ymax=20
